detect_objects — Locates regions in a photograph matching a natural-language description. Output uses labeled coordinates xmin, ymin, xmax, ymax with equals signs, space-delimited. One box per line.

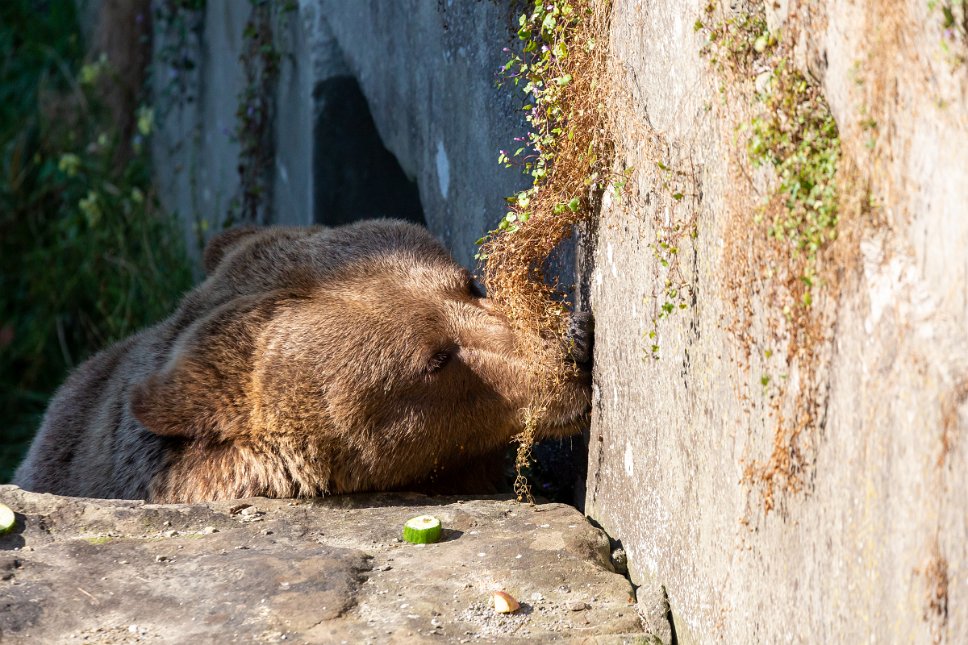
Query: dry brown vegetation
xmin=479 ymin=0 xmax=614 ymax=501
xmin=698 ymin=1 xmax=874 ymax=514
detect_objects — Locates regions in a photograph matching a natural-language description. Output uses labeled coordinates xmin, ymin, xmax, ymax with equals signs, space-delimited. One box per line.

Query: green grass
xmin=0 ymin=0 xmax=193 ymax=482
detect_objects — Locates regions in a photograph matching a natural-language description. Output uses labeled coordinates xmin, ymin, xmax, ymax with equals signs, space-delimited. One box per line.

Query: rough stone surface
xmin=584 ymin=0 xmax=968 ymax=643
xmin=0 ymin=486 xmax=645 ymax=643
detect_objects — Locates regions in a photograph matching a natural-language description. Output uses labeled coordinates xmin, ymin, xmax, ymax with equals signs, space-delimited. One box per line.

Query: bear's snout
xmin=566 ymin=311 xmax=594 ymax=369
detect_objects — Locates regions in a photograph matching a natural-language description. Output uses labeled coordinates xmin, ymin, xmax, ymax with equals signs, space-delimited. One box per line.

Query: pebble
xmin=568 ymin=601 xmax=589 ymax=612
xmin=239 ymin=507 xmax=264 ymax=522
xmin=610 ymin=547 xmax=628 ymax=575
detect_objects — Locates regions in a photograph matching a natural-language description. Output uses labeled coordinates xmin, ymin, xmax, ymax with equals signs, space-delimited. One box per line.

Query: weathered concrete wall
xmin=152 ymin=0 xmax=247 ymax=255
xmin=154 ymin=0 xmax=528 ymax=269
xmin=585 ymin=0 xmax=968 ymax=642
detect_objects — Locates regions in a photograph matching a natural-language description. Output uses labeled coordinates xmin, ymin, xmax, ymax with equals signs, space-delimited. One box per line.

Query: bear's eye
xmin=427 ymin=350 xmax=452 ymax=374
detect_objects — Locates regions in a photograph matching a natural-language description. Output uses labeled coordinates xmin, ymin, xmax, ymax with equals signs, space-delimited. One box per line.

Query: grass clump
xmin=0 ymin=0 xmax=192 ymax=481
xmin=478 ymin=0 xmax=614 ymax=502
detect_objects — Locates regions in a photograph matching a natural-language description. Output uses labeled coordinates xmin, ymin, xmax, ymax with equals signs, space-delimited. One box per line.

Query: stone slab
xmin=0 ymin=486 xmax=645 ymax=643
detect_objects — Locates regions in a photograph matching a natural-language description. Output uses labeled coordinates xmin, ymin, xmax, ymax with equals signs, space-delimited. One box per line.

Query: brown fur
xmin=14 ymin=220 xmax=590 ymax=502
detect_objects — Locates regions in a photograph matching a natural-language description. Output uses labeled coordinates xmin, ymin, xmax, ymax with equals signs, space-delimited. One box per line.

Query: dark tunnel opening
xmin=312 ymin=76 xmax=425 ymax=227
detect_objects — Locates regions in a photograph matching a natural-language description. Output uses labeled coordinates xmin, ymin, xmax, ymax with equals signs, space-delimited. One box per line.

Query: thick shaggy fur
xmin=14 ymin=220 xmax=590 ymax=502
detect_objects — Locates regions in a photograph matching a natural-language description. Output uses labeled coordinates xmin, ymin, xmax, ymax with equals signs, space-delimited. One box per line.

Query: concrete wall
xmin=151 ymin=0 xmax=968 ymax=641
xmin=585 ymin=0 xmax=968 ymax=642
xmin=154 ymin=0 xmax=528 ymax=269
xmin=152 ymin=0 xmax=247 ymax=255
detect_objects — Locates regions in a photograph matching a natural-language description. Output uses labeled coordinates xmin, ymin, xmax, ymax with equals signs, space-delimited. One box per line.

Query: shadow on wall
xmin=313 ymin=76 xmax=425 ymax=226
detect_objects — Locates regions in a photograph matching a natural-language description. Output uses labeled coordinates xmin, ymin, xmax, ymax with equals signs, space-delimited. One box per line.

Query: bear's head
xmin=131 ymin=220 xmax=590 ymax=499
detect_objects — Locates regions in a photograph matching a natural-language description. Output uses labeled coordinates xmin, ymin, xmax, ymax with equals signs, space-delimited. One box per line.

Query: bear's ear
xmin=130 ymin=295 xmax=272 ymax=438
xmin=202 ymin=226 xmax=260 ymax=275
xmin=130 ymin=365 xmax=208 ymax=438
xmin=131 ymin=356 xmax=253 ymax=439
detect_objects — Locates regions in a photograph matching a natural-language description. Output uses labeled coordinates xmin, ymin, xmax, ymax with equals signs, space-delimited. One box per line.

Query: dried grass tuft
xmin=480 ymin=0 xmax=614 ymax=501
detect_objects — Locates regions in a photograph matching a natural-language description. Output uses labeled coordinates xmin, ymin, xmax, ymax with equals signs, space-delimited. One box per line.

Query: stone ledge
xmin=0 ymin=486 xmax=646 ymax=643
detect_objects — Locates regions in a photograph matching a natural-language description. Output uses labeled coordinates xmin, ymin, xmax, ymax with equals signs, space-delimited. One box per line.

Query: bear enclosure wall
xmin=146 ymin=0 xmax=968 ymax=642
xmin=150 ymin=0 xmax=529 ymax=269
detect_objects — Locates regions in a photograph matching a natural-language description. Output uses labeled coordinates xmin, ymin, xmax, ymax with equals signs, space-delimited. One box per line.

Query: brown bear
xmin=13 ymin=220 xmax=591 ymax=502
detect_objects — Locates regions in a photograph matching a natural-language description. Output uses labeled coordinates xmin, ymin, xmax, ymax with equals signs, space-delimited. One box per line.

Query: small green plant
xmin=701 ymin=3 xmax=840 ymax=304
xmin=495 ymin=2 xmax=579 ymax=199
xmin=746 ymin=59 xmax=840 ymax=293
xmin=153 ymin=0 xmax=207 ymax=120
xmin=152 ymin=0 xmax=207 ymax=251
xmin=642 ymin=157 xmax=699 ymax=360
xmin=929 ymin=0 xmax=968 ymax=66
xmin=0 ymin=0 xmax=192 ymax=481
xmin=479 ymin=0 xmax=617 ymax=258
xmin=83 ymin=536 xmax=114 ymax=545
xmin=698 ymin=8 xmax=771 ymax=72
xmin=479 ymin=1 xmax=581 ymax=257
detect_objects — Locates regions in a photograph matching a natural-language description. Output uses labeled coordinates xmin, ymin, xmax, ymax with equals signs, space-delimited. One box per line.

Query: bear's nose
xmin=565 ymin=311 xmax=594 ymax=370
